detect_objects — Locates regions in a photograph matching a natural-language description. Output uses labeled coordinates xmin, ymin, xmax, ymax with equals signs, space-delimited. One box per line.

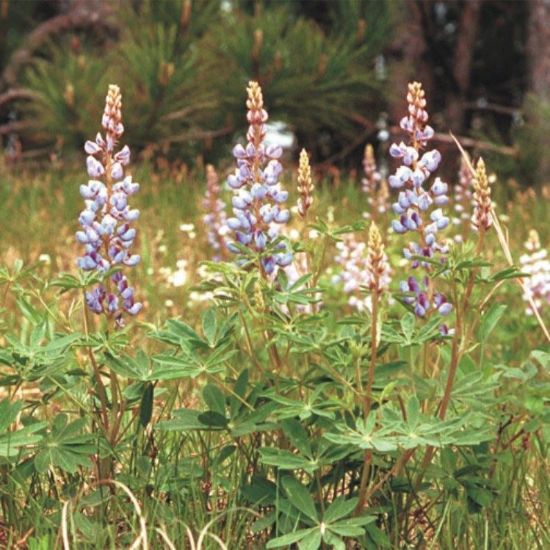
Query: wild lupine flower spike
xmin=362 ymin=144 xmax=380 ymax=195
xmin=203 ymin=164 xmax=228 ymax=260
xmin=77 ymin=84 xmax=142 ymax=326
xmin=366 ymin=222 xmax=391 ymax=294
xmin=333 ymin=229 xmax=391 ymax=312
xmin=297 ymin=149 xmax=313 ymax=219
xmin=471 ymin=158 xmax=492 ymax=232
xmin=452 ymin=153 xmax=474 ymax=240
xmin=227 ymin=81 xmax=292 ymax=275
xmin=362 ymin=144 xmax=389 ymax=218
xmin=389 ymin=82 xmax=452 ymax=320
xmin=520 ymin=230 xmax=550 ymax=315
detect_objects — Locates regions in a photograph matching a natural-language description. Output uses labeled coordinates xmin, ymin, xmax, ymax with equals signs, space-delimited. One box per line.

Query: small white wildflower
xmin=179 ymin=223 xmax=195 ymax=233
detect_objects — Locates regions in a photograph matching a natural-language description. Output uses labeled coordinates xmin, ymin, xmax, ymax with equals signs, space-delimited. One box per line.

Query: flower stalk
xmin=356 ymin=222 xmax=389 ymax=514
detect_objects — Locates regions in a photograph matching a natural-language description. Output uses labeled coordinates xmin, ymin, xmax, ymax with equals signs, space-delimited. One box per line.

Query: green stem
xmin=355 ymin=290 xmax=380 ymax=514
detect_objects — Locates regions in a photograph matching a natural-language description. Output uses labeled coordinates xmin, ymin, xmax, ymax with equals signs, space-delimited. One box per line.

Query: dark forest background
xmin=1 ymin=0 xmax=549 ymax=183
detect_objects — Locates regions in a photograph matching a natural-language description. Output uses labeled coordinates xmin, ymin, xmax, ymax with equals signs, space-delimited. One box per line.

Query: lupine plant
xmin=0 ymin=79 xmax=548 ymax=549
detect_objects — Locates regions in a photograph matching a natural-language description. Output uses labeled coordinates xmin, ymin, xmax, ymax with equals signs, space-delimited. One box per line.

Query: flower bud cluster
xmin=77 ymin=84 xmax=142 ymax=325
xmin=389 ymin=82 xmax=452 ymax=319
xmin=333 ymin=232 xmax=391 ymax=312
xmin=202 ymin=164 xmax=228 ymax=260
xmin=452 ymin=154 xmax=474 ymax=237
xmin=366 ymin=223 xmax=391 ymax=294
xmin=519 ymin=230 xmax=550 ymax=316
xmin=226 ymin=81 xmax=292 ymax=275
xmin=471 ymin=158 xmax=492 ymax=232
xmin=297 ymin=149 xmax=314 ymax=219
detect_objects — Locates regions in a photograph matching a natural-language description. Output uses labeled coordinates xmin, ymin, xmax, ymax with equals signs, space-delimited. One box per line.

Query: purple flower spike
xmin=77 ymin=85 xmax=142 ymax=326
xmin=202 ymin=165 xmax=228 ymax=260
xmin=390 ymin=82 xmax=453 ymax=322
xmin=226 ymin=82 xmax=292 ymax=275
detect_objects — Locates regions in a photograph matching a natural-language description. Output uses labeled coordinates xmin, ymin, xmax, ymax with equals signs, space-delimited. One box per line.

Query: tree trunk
xmin=446 ymin=0 xmax=482 ymax=133
xmin=526 ymin=0 xmax=550 ymax=182
xmin=387 ymin=0 xmax=434 ymax=126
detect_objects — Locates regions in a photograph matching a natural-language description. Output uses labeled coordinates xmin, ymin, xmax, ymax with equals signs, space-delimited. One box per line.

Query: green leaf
xmin=0 ymin=400 xmax=46 ymax=457
xmin=400 ymin=313 xmax=415 ymax=341
xmin=157 ymin=409 xmax=223 ymax=431
xmin=202 ymin=308 xmax=217 ymax=346
xmin=259 ymin=448 xmax=317 ymax=472
xmin=266 ymin=528 xmax=317 ymax=548
xmin=282 ymin=477 xmax=319 ymax=522
xmin=478 ymin=304 xmax=507 ymax=343
xmin=281 ymin=419 xmax=312 ymax=457
xmin=366 ymin=523 xmax=391 ymax=548
xmin=33 ymin=416 xmax=96 ymax=473
xmin=197 ymin=411 xmax=228 ymax=428
xmin=323 ymin=496 xmax=358 ymax=523
xmin=298 ymin=529 xmax=322 ymax=550
xmin=139 ymin=383 xmax=154 ymax=427
xmin=203 ymin=384 xmax=226 ymax=415
xmin=406 ymin=395 xmax=420 ymax=429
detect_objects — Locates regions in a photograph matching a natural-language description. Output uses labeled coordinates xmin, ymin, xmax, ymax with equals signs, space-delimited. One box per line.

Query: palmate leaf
xmin=1 ymin=332 xmax=81 ymax=383
xmin=151 ymin=344 xmax=235 ymax=379
xmin=324 ymin=416 xmax=399 ymax=453
xmin=265 ymin=384 xmax=337 ymax=420
xmin=259 ymin=448 xmax=318 ymax=473
xmin=266 ymin=492 xmax=374 ymax=550
xmin=34 ymin=415 xmax=98 ymax=474
xmin=0 ymin=400 xmax=45 ymax=458
xmin=323 ymin=496 xmax=358 ymax=523
xmin=381 ymin=314 xmax=442 ymax=346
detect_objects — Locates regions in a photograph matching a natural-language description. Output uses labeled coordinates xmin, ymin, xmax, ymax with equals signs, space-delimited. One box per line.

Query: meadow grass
xmin=0 ymin=152 xmax=548 ymax=549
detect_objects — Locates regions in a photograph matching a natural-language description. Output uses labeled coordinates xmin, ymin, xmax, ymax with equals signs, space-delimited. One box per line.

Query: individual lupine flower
xmin=297 ymin=149 xmax=314 ymax=219
xmin=389 ymin=82 xmax=452 ymax=320
xmin=519 ymin=230 xmax=550 ymax=315
xmin=226 ymin=81 xmax=292 ymax=275
xmin=202 ymin=164 xmax=228 ymax=260
xmin=471 ymin=158 xmax=493 ymax=232
xmin=361 ymin=144 xmax=389 ymax=218
xmin=77 ymin=84 xmax=142 ymax=326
